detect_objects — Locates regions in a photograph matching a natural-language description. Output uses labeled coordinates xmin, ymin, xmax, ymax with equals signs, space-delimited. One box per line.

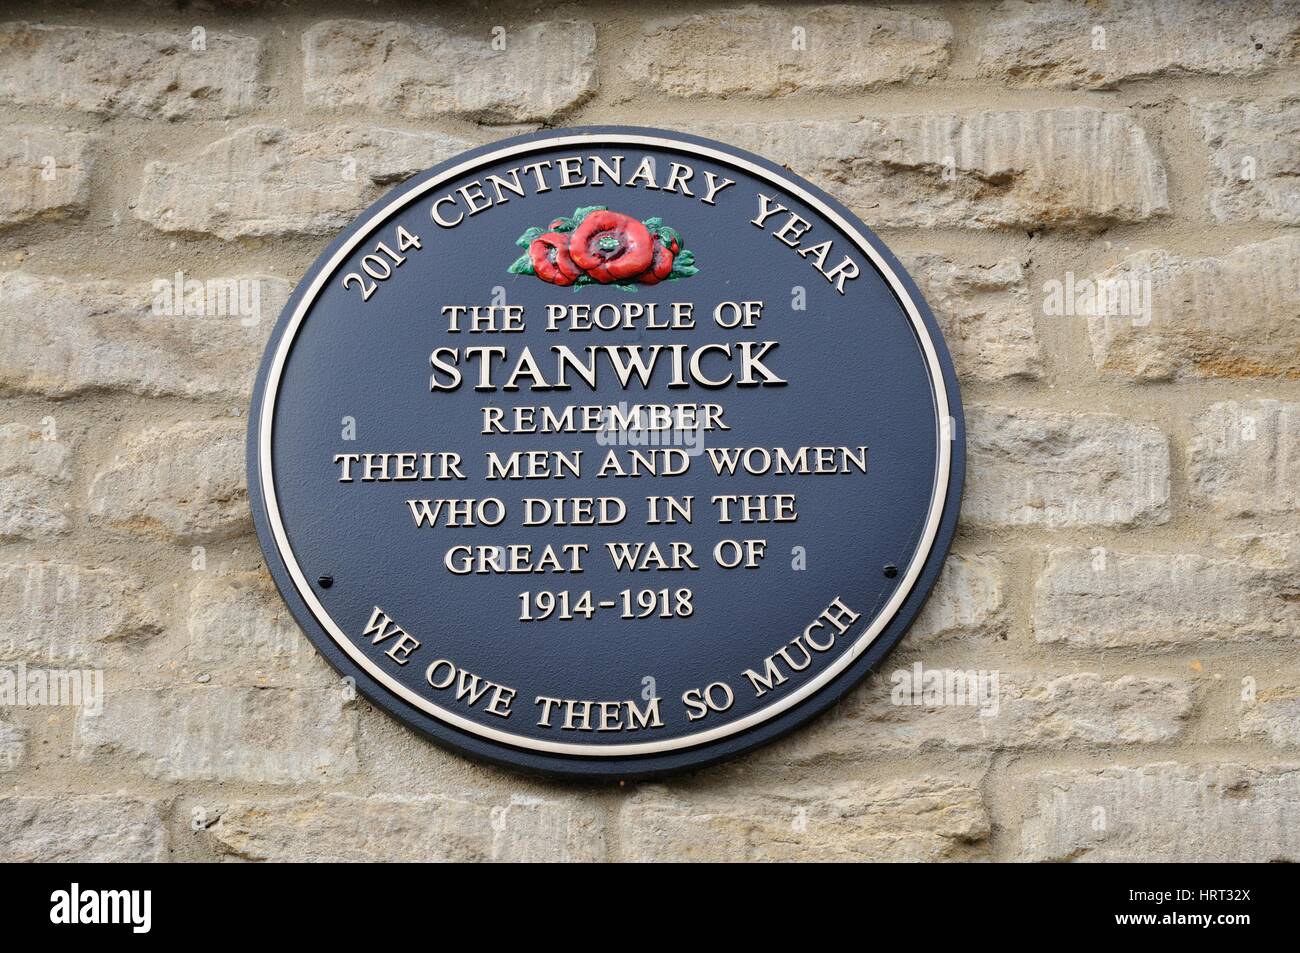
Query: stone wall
xmin=0 ymin=0 xmax=1297 ymax=862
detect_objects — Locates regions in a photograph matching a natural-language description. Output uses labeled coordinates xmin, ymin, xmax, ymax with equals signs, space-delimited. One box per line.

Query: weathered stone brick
xmin=353 ymin=709 xmax=512 ymax=792
xmin=1020 ymin=762 xmax=1300 ymax=862
xmin=87 ymin=419 xmax=248 ymax=542
xmin=621 ymin=776 xmax=989 ymax=861
xmin=692 ymin=109 xmax=1167 ymax=229
xmin=0 ymin=126 xmax=94 ymax=226
xmin=0 ymin=272 xmax=290 ymax=400
xmin=1194 ymin=97 xmax=1300 ymax=224
xmin=765 ymin=672 xmax=1190 ymax=763
xmin=964 ymin=407 xmax=1170 ymax=529
xmin=1241 ymin=685 xmax=1300 ymax=747
xmin=0 ymin=720 xmax=23 ymax=773
xmin=77 ymin=686 xmax=357 ymax=784
xmin=903 ymin=255 xmax=1042 ymax=381
xmin=1188 ymin=400 xmax=1300 ymax=517
xmin=979 ymin=0 xmax=1300 ymax=89
xmin=0 ymin=562 xmax=154 ymax=663
xmin=303 ymin=19 xmax=595 ymax=123
xmin=627 ymin=6 xmax=951 ymax=98
xmin=135 ymin=125 xmax=472 ymax=240
xmin=209 ymin=792 xmax=605 ymax=861
xmin=909 ymin=553 xmax=1006 ymax=641
xmin=1034 ymin=544 xmax=1300 ymax=647
xmin=1086 ymin=237 xmax=1300 ymax=381
xmin=0 ymin=422 xmax=72 ymax=541
xmin=1215 ymin=529 xmax=1300 ymax=566
xmin=0 ymin=21 xmax=263 ymax=119
xmin=0 ymin=795 xmax=167 ymax=862
xmin=186 ymin=571 xmax=308 ymax=674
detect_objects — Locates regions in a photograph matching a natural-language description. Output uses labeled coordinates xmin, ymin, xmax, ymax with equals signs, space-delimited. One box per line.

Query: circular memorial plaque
xmin=248 ymin=127 xmax=964 ymax=778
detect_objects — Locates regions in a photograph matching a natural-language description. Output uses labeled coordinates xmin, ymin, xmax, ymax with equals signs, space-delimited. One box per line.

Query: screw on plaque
xmin=318 ymin=575 xmax=334 ymax=589
xmin=882 ymin=564 xmax=898 ymax=579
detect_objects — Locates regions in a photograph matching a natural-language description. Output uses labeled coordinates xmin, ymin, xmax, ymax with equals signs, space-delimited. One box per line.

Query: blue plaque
xmin=248 ymin=127 xmax=964 ymax=777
